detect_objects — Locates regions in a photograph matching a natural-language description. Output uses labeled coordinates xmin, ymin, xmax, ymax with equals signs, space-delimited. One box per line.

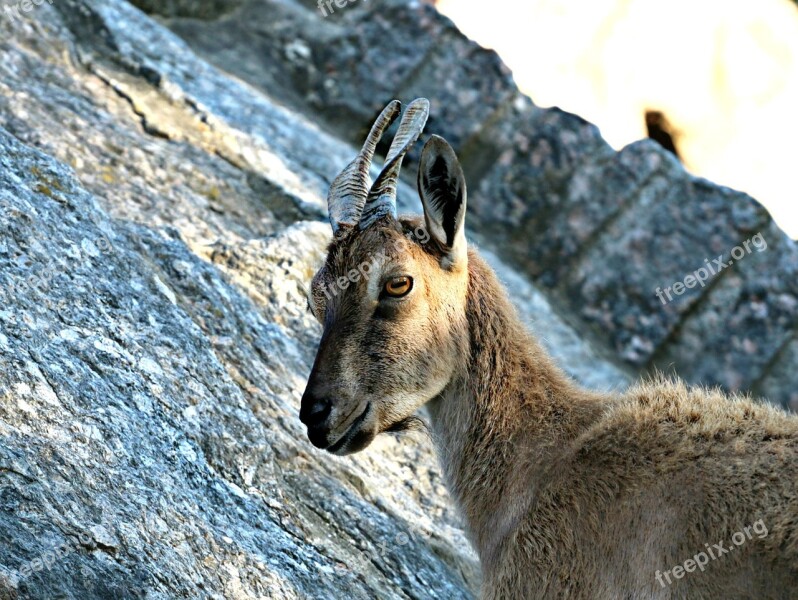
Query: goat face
xmin=301 ymin=100 xmax=469 ymax=455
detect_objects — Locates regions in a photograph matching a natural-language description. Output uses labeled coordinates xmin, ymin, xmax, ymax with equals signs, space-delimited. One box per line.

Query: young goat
xmin=300 ymin=98 xmax=798 ymax=599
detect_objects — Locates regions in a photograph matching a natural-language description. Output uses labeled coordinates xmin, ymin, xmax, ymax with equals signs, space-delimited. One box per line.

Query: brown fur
xmin=431 ymin=249 xmax=798 ymax=599
xmin=303 ymin=116 xmax=798 ymax=598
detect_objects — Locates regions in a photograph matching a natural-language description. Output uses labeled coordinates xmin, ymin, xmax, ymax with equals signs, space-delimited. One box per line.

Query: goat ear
xmin=418 ymin=135 xmax=467 ymax=268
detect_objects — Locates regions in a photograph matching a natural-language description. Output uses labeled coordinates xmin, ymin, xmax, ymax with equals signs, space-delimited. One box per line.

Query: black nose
xmin=300 ymin=391 xmax=332 ymax=428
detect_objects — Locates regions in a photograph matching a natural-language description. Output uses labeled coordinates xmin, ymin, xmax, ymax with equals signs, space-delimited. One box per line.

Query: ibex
xmin=300 ymin=98 xmax=798 ymax=599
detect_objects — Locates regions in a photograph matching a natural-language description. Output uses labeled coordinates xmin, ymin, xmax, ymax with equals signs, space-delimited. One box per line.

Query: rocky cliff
xmin=0 ymin=0 xmax=795 ymax=598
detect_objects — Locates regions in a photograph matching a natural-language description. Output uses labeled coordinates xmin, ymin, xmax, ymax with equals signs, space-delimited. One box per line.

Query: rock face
xmin=0 ymin=1 xmax=794 ymax=599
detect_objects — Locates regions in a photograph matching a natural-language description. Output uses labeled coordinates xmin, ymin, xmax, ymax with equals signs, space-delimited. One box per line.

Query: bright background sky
xmin=438 ymin=0 xmax=798 ymax=238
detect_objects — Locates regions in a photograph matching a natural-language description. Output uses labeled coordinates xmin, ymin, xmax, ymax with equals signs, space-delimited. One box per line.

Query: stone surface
xmin=648 ymin=221 xmax=798 ymax=393
xmin=0 ymin=0 xmax=794 ymax=598
xmin=130 ymin=0 xmax=242 ymax=18
xmin=756 ymin=337 xmax=798 ymax=413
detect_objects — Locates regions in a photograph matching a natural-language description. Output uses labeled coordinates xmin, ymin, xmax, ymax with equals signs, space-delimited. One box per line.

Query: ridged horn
xmin=358 ymin=98 xmax=430 ymax=230
xmin=327 ymin=100 xmax=401 ymax=234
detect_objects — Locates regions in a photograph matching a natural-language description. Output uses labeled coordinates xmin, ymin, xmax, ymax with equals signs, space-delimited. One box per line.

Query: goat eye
xmin=383 ymin=276 xmax=413 ymax=298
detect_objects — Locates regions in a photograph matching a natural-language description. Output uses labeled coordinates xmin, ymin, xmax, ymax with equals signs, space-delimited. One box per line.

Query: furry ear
xmin=418 ymin=135 xmax=467 ymax=269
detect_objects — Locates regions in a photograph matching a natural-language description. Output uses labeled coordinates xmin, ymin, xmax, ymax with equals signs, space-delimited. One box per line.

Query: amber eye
xmin=383 ymin=276 xmax=413 ymax=298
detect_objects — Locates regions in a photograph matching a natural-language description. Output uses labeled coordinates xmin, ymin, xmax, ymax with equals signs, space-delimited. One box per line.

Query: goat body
xmin=429 ymin=251 xmax=798 ymax=599
xmin=302 ymin=98 xmax=798 ymax=599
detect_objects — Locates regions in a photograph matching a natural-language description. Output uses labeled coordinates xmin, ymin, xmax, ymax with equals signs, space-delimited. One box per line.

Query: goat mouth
xmin=326 ymin=402 xmax=372 ymax=455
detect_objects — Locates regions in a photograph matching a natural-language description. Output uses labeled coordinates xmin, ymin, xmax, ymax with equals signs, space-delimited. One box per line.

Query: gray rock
xmin=130 ymin=0 xmax=243 ymax=19
xmin=755 ymin=336 xmax=798 ymax=412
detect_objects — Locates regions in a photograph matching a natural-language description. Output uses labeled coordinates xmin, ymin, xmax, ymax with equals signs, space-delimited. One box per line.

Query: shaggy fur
xmin=429 ymin=249 xmax=798 ymax=599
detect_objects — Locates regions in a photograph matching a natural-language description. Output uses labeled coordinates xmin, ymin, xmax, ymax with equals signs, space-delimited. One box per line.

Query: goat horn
xmin=327 ymin=100 xmax=401 ymax=234
xmin=359 ymin=98 xmax=430 ymax=230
